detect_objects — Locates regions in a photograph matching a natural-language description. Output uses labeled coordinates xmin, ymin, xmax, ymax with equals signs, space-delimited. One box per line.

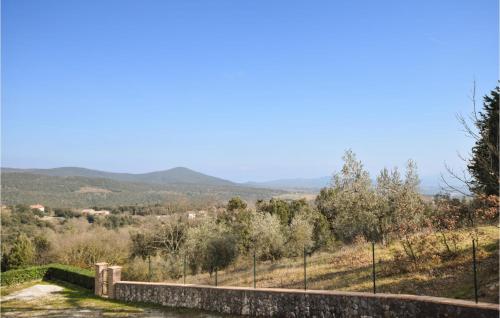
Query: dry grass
xmin=77 ymin=186 xmax=112 ymax=194
xmin=168 ymin=225 xmax=499 ymax=304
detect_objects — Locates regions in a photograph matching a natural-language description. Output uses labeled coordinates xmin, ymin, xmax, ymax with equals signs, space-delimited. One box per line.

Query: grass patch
xmin=1 ymin=280 xmax=148 ymax=316
xmin=1 ymin=280 xmax=237 ymax=317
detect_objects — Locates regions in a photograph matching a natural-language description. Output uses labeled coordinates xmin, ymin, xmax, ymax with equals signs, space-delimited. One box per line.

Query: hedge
xmin=1 ymin=264 xmax=94 ymax=290
xmin=0 ymin=265 xmax=49 ymax=286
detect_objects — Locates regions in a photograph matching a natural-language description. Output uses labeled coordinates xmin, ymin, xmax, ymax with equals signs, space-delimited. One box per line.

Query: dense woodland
xmin=1 ymin=86 xmax=498 ymax=300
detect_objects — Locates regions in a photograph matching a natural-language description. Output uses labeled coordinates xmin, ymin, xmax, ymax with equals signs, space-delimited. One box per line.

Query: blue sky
xmin=2 ymin=0 xmax=498 ymax=182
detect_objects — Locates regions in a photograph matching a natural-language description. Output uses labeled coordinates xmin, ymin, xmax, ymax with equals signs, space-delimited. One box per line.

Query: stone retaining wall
xmin=113 ymin=281 xmax=499 ymax=317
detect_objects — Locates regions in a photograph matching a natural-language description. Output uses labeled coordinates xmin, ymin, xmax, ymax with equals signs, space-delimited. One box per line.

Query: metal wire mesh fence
xmin=133 ymin=234 xmax=492 ymax=304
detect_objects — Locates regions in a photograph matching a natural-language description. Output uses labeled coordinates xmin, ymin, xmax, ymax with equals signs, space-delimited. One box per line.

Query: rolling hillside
xmin=1 ymin=167 xmax=235 ymax=186
xmin=1 ymin=168 xmax=285 ymax=208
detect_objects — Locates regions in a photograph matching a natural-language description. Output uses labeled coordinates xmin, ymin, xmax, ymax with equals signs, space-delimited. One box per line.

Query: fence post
xmin=253 ymin=250 xmax=256 ymax=288
xmin=215 ymin=267 xmax=218 ymax=287
xmin=183 ymin=254 xmax=187 ymax=285
xmin=372 ymin=242 xmax=376 ymax=294
xmin=303 ymin=246 xmax=307 ymax=290
xmin=106 ymin=266 xmax=122 ymax=300
xmin=148 ymin=256 xmax=152 ymax=282
xmin=472 ymin=239 xmax=478 ymax=303
xmin=94 ymin=262 xmax=108 ymax=296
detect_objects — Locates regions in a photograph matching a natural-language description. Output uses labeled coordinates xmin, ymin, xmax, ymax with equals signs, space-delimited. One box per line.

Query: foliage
xmin=149 ymin=218 xmax=187 ymax=256
xmin=4 ymin=233 xmax=35 ymax=270
xmin=467 ymin=86 xmax=499 ymax=196
xmin=286 ymin=214 xmax=314 ymax=256
xmin=375 ymin=167 xmax=402 ymax=244
xmin=130 ymin=232 xmax=156 ymax=261
xmin=183 ymin=220 xmax=231 ymax=274
xmin=51 ymin=222 xmax=129 ymax=269
xmin=203 ymin=235 xmax=239 ymax=275
xmin=295 ymin=205 xmax=330 ymax=251
xmin=256 ymin=198 xmax=307 ymax=226
xmin=0 ymin=265 xmax=48 ymax=286
xmin=250 ymin=212 xmax=285 ymax=260
xmin=472 ymin=194 xmax=499 ymax=222
xmin=33 ymin=235 xmax=52 ymax=265
xmin=316 ymin=150 xmax=379 ymax=242
xmin=54 ymin=208 xmax=81 ymax=218
xmin=45 ymin=264 xmax=95 ymax=289
xmin=217 ymin=208 xmax=254 ymax=254
xmin=94 ymin=214 xmax=136 ymax=229
xmin=226 ymin=197 xmax=247 ymax=212
xmin=390 ymin=160 xmax=426 ymax=261
xmin=430 ymin=194 xmax=466 ymax=255
xmin=316 ymin=151 xmax=426 ymax=252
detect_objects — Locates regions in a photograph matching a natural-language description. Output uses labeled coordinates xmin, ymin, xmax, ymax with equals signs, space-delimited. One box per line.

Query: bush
xmin=0 ymin=265 xmax=49 ymax=286
xmin=286 ymin=215 xmax=314 ymax=257
xmin=184 ymin=220 xmax=230 ymax=274
xmin=46 ymin=264 xmax=94 ymax=290
xmin=1 ymin=263 xmax=94 ymax=290
xmin=51 ymin=226 xmax=129 ymax=269
xmin=251 ymin=212 xmax=285 ymax=260
xmin=203 ymin=235 xmax=238 ymax=275
xmin=4 ymin=233 xmax=35 ymax=270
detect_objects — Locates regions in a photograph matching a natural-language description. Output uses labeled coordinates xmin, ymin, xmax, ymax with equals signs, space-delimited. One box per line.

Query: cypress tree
xmin=6 ymin=233 xmax=35 ymax=270
xmin=467 ymin=86 xmax=499 ymax=195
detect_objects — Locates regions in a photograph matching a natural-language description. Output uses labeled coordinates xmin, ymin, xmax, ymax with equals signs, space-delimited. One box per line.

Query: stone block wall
xmin=113 ymin=281 xmax=499 ymax=317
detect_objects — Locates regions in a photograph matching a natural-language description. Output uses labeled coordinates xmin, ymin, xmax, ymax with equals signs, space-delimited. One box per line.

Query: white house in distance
xmin=81 ymin=208 xmax=110 ymax=216
xmin=30 ymin=204 xmax=45 ymax=212
xmin=186 ymin=210 xmax=207 ymax=220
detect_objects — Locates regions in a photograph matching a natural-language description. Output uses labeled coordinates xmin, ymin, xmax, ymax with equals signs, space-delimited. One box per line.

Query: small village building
xmin=30 ymin=204 xmax=45 ymax=212
xmin=93 ymin=210 xmax=110 ymax=216
xmin=81 ymin=208 xmax=110 ymax=216
xmin=81 ymin=208 xmax=95 ymax=215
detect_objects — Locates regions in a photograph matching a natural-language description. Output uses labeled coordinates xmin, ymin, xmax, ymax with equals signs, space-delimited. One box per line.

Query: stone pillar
xmin=107 ymin=266 xmax=122 ymax=299
xmin=94 ymin=262 xmax=108 ymax=296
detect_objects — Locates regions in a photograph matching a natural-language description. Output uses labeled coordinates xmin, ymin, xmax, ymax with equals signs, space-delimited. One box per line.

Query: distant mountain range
xmin=2 ymin=167 xmax=236 ymax=187
xmin=0 ymin=167 xmax=285 ymax=208
xmin=1 ymin=166 xmax=449 ymax=208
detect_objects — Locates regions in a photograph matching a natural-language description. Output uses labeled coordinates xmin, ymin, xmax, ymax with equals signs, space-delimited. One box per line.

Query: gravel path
xmin=1 ymin=283 xmax=233 ymax=317
xmin=2 ymin=284 xmax=64 ymax=302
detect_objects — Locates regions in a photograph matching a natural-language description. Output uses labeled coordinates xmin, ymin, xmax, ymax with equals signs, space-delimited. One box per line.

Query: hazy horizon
xmin=1 ymin=165 xmax=444 ymax=188
xmin=2 ymin=0 xmax=498 ymax=182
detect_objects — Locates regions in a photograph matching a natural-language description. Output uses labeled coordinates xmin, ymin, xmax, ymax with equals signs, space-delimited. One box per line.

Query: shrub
xmin=286 ymin=215 xmax=314 ymax=257
xmin=184 ymin=220 xmax=230 ymax=274
xmin=46 ymin=264 xmax=94 ymax=290
xmin=227 ymin=197 xmax=247 ymax=212
xmin=1 ymin=265 xmax=49 ymax=286
xmin=251 ymin=212 xmax=285 ymax=260
xmin=51 ymin=227 xmax=129 ymax=269
xmin=202 ymin=235 xmax=238 ymax=275
xmin=34 ymin=235 xmax=52 ymax=265
xmin=4 ymin=233 xmax=35 ymax=270
xmin=122 ymin=257 xmax=150 ymax=281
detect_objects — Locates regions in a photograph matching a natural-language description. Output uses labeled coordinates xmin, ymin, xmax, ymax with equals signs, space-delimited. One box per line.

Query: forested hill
xmin=1 ymin=169 xmax=285 ymax=208
xmin=1 ymin=166 xmax=235 ymax=186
